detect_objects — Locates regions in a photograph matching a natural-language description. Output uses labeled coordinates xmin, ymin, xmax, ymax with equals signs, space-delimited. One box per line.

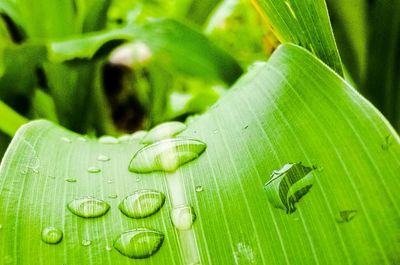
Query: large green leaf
xmin=48 ymin=19 xmax=243 ymax=85
xmin=253 ymin=0 xmax=343 ymax=76
xmin=0 ymin=44 xmax=399 ymax=264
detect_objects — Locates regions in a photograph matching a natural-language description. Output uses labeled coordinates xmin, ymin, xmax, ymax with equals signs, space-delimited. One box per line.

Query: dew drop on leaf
xmin=195 ymin=185 xmax=203 ymax=192
xmin=81 ymin=239 xmax=92 ymax=246
xmin=128 ymin=138 xmax=206 ymax=173
xmin=105 ymin=245 xmax=113 ymax=251
xmin=61 ymin=137 xmax=71 ymax=143
xmin=119 ymin=190 xmax=165 ymax=219
xmin=171 ymin=205 xmax=196 ymax=230
xmin=67 ymin=197 xmax=110 ymax=218
xmin=65 ymin=178 xmax=77 ymax=183
xmin=108 ymin=194 xmax=118 ymax=199
xmin=113 ymin=228 xmax=164 ymax=259
xmin=141 ymin=121 xmax=186 ymax=145
xmin=98 ymin=136 xmax=119 ymax=144
xmin=41 ymin=227 xmax=63 ymax=244
xmin=87 ymin=166 xmax=101 ymax=173
xmin=264 ymin=162 xmax=316 ymax=214
xmin=97 ymin=155 xmax=110 ymax=162
xmin=131 ymin=130 xmax=147 ymax=141
xmin=336 ymin=210 xmax=357 ymax=223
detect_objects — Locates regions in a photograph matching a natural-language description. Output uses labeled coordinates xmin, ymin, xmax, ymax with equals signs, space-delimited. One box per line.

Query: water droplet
xmin=77 ymin=137 xmax=88 ymax=142
xmin=131 ymin=130 xmax=147 ymax=141
xmin=381 ymin=135 xmax=393 ymax=150
xmin=41 ymin=227 xmax=63 ymax=244
xmin=234 ymin=243 xmax=255 ymax=264
xmin=97 ymin=155 xmax=110 ymax=162
xmin=87 ymin=166 xmax=101 ymax=173
xmin=98 ymin=136 xmax=119 ymax=144
xmin=113 ymin=228 xmax=164 ymax=259
xmin=82 ymin=239 xmax=92 ymax=246
xmin=108 ymin=194 xmax=118 ymax=199
xmin=336 ymin=210 xmax=357 ymax=223
xmin=171 ymin=205 xmax=196 ymax=230
xmin=61 ymin=137 xmax=72 ymax=143
xmin=21 ymin=169 xmax=27 ymax=175
xmin=119 ymin=190 xmax=165 ymax=219
xmin=118 ymin=134 xmax=132 ymax=143
xmin=65 ymin=178 xmax=77 ymax=183
xmin=128 ymin=138 xmax=206 ymax=173
xmin=135 ymin=176 xmax=141 ymax=182
xmin=213 ymin=129 xmax=218 ymax=134
xmin=67 ymin=197 xmax=110 ymax=218
xmin=141 ymin=122 xmax=187 ymax=145
xmin=243 ymin=125 xmax=249 ymax=129
xmin=106 ymin=245 xmax=113 ymax=251
xmin=195 ymin=185 xmax=203 ymax=192
xmin=107 ymin=180 xmax=113 ymax=184
xmin=264 ymin=163 xmax=316 ymax=214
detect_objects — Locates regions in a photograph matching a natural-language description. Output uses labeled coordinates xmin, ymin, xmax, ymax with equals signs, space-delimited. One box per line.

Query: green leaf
xmin=253 ymin=0 xmax=343 ymax=75
xmin=0 ymin=44 xmax=399 ymax=264
xmin=48 ymin=19 xmax=243 ymax=84
xmin=0 ymin=99 xmax=28 ymax=137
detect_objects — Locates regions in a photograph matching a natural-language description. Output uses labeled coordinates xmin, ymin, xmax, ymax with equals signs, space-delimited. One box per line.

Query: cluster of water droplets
xmin=42 ymin=121 xmax=205 ymax=260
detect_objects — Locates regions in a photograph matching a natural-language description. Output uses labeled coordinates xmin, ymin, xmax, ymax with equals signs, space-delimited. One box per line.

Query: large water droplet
xmin=113 ymin=228 xmax=164 ymax=259
xmin=171 ymin=205 xmax=196 ymax=230
xmin=131 ymin=130 xmax=147 ymax=140
xmin=87 ymin=166 xmax=101 ymax=173
xmin=99 ymin=136 xmax=119 ymax=144
xmin=97 ymin=155 xmax=110 ymax=162
xmin=264 ymin=163 xmax=315 ymax=214
xmin=336 ymin=210 xmax=357 ymax=223
xmin=141 ymin=122 xmax=186 ymax=145
xmin=129 ymin=138 xmax=206 ymax=173
xmin=119 ymin=190 xmax=165 ymax=219
xmin=67 ymin=197 xmax=110 ymax=218
xmin=82 ymin=239 xmax=92 ymax=246
xmin=41 ymin=227 xmax=63 ymax=244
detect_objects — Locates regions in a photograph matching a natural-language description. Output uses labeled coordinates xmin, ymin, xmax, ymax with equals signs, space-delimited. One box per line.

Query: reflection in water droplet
xmin=97 ymin=155 xmax=110 ymax=162
xmin=41 ymin=227 xmax=63 ymax=244
xmin=87 ymin=166 xmax=101 ymax=173
xmin=264 ymin=163 xmax=316 ymax=214
xmin=99 ymin=136 xmax=119 ymax=144
xmin=61 ymin=137 xmax=72 ymax=143
xmin=336 ymin=210 xmax=357 ymax=223
xmin=113 ymin=228 xmax=164 ymax=259
xmin=141 ymin=121 xmax=186 ymax=144
xmin=129 ymin=138 xmax=206 ymax=173
xmin=195 ymin=186 xmax=203 ymax=192
xmin=119 ymin=190 xmax=165 ymax=219
xmin=65 ymin=178 xmax=77 ymax=183
xmin=171 ymin=205 xmax=196 ymax=230
xmin=67 ymin=197 xmax=110 ymax=218
xmin=82 ymin=239 xmax=92 ymax=246
xmin=108 ymin=194 xmax=118 ymax=199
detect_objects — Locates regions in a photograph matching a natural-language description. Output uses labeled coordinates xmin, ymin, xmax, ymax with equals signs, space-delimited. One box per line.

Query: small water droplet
xmin=195 ymin=185 xmax=203 ymax=192
xmin=98 ymin=136 xmax=119 ymax=144
xmin=171 ymin=205 xmax=196 ymax=230
xmin=336 ymin=210 xmax=357 ymax=223
xmin=87 ymin=166 xmax=101 ymax=173
xmin=213 ymin=129 xmax=218 ymax=134
xmin=119 ymin=190 xmax=165 ymax=219
xmin=113 ymin=228 xmax=164 ymax=259
xmin=135 ymin=176 xmax=141 ymax=182
xmin=77 ymin=137 xmax=88 ymax=142
xmin=41 ymin=227 xmax=63 ymax=244
xmin=381 ymin=135 xmax=393 ymax=150
xmin=82 ymin=239 xmax=92 ymax=246
xmin=107 ymin=180 xmax=113 ymax=184
xmin=65 ymin=178 xmax=77 ymax=183
xmin=234 ymin=243 xmax=255 ymax=264
xmin=67 ymin=197 xmax=110 ymax=218
xmin=97 ymin=155 xmax=110 ymax=162
xmin=61 ymin=137 xmax=72 ymax=143
xmin=129 ymin=138 xmax=207 ymax=173
xmin=21 ymin=169 xmax=27 ymax=175
xmin=141 ymin=122 xmax=186 ymax=144
xmin=264 ymin=162 xmax=316 ymax=214
xmin=108 ymin=194 xmax=118 ymax=199
xmin=118 ymin=134 xmax=132 ymax=142
xmin=106 ymin=245 xmax=113 ymax=251
xmin=243 ymin=125 xmax=249 ymax=129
